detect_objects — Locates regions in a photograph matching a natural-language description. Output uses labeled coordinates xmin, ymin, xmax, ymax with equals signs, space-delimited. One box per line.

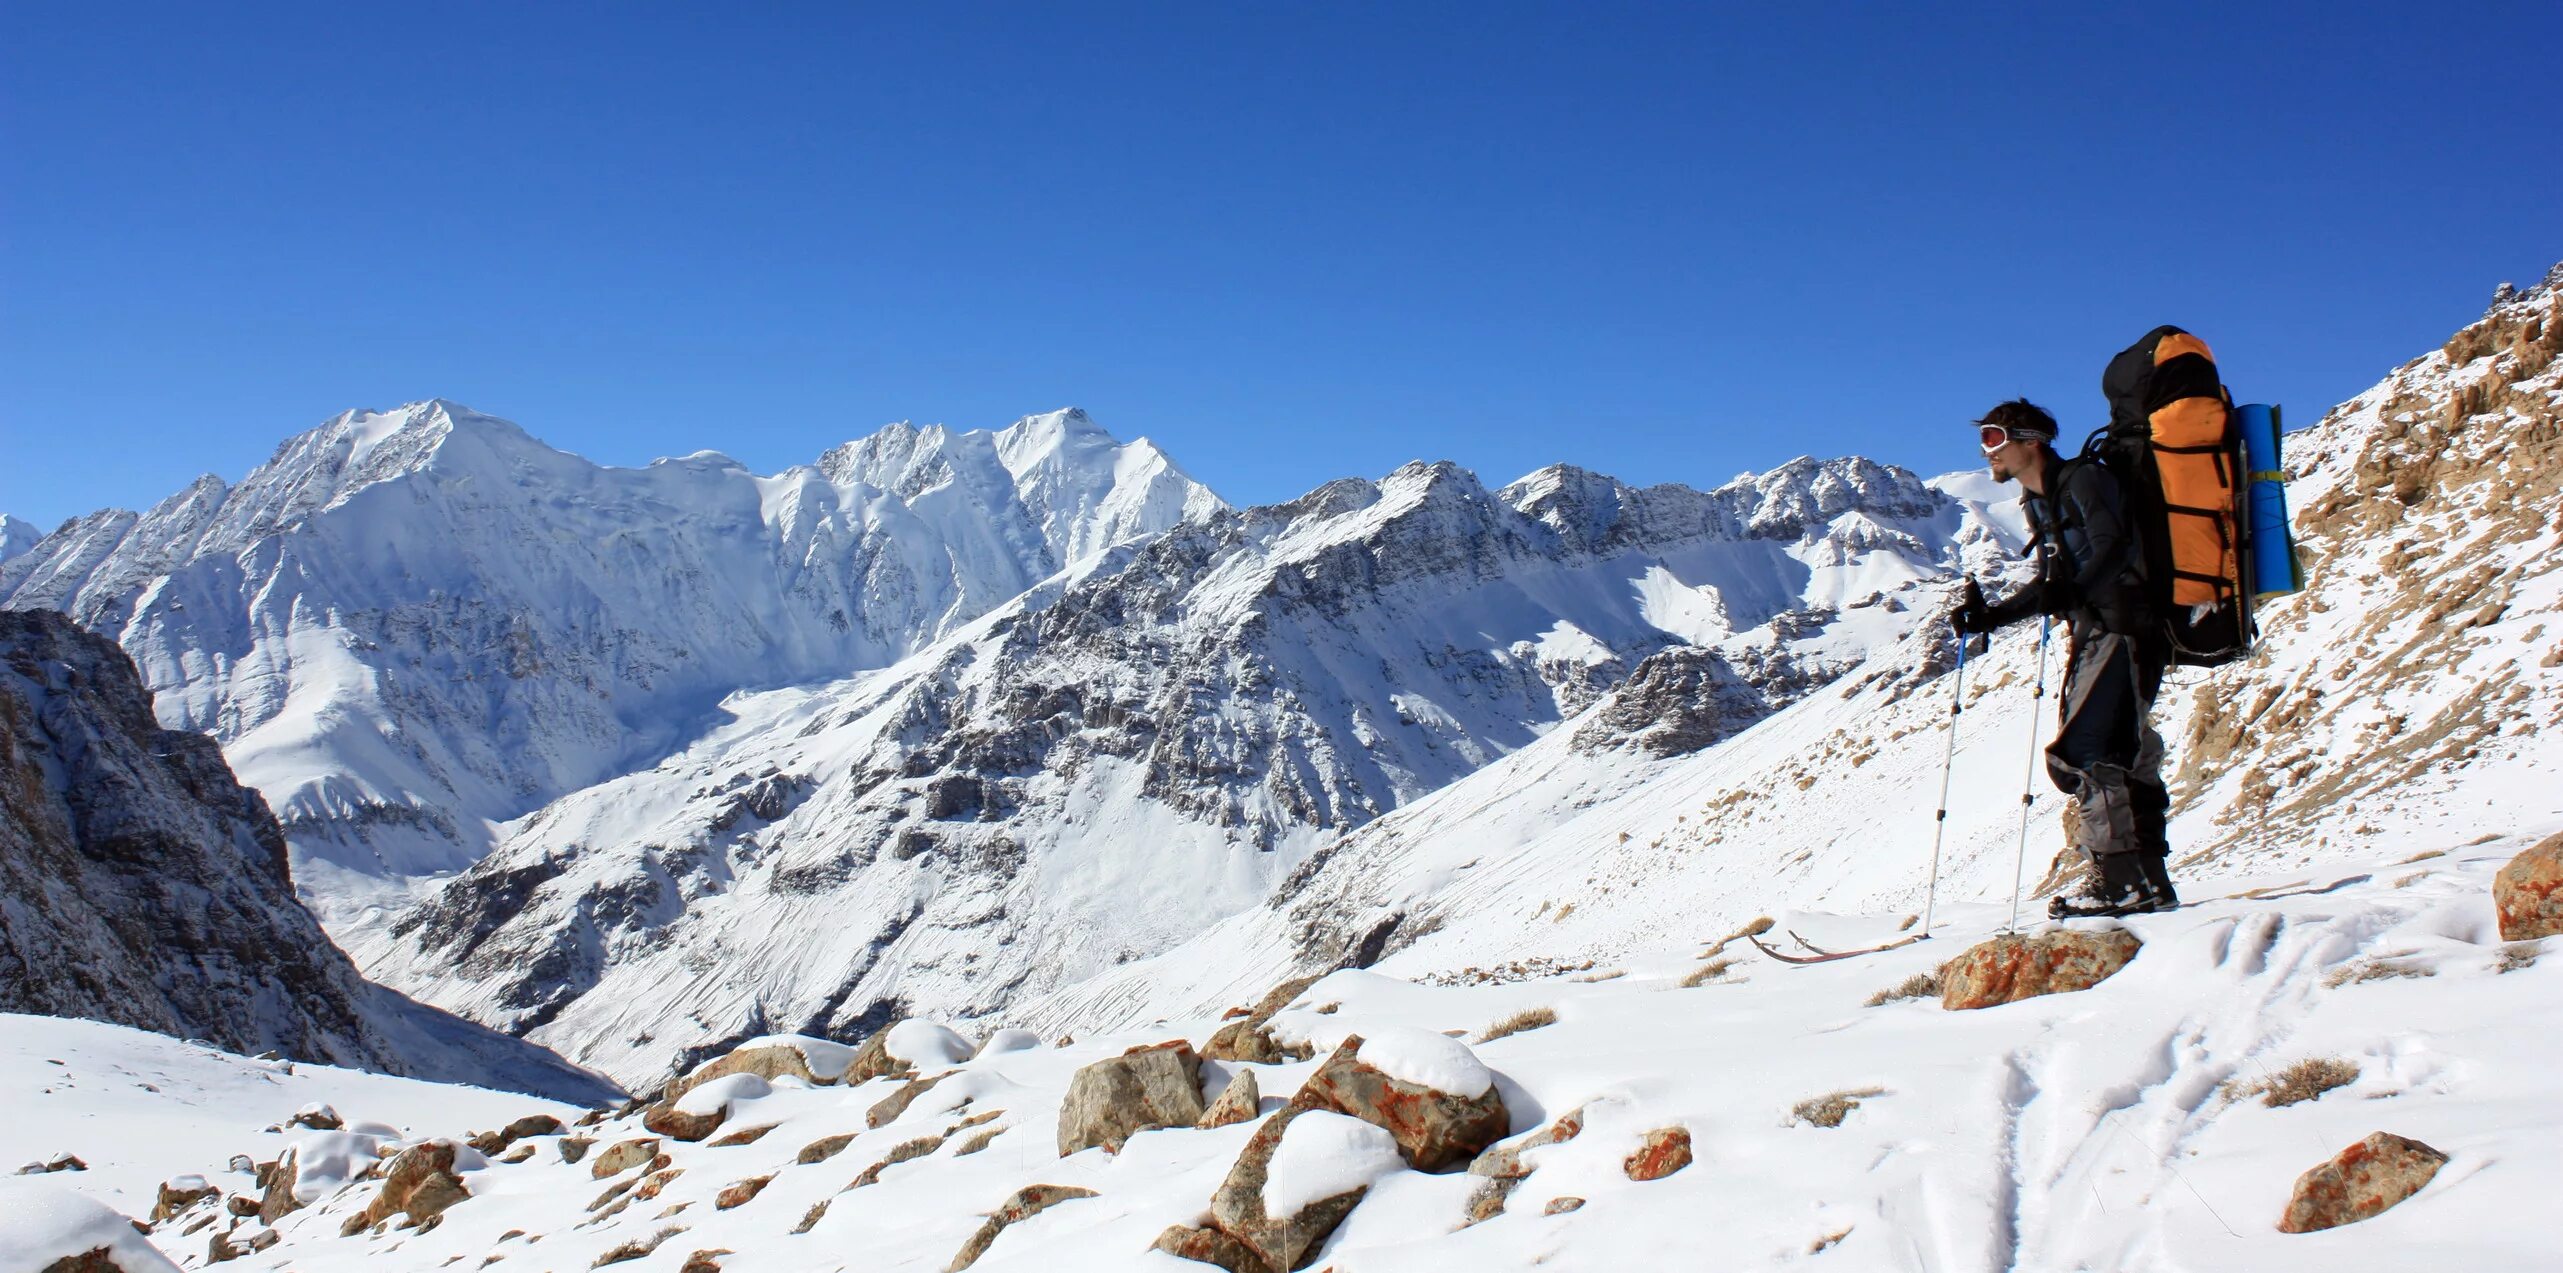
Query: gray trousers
xmin=2044 ymin=626 xmax=2170 ymax=865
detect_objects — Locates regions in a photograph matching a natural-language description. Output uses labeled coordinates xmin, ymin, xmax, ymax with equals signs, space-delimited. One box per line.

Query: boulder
xmin=844 ymin=1020 xmax=975 ymax=1087
xmin=1209 ymin=1108 xmax=1401 ymax=1272
xmin=849 ymin=1135 xmax=945 ymax=1187
xmin=253 ymin=1154 xmax=300 ymax=1224
xmin=646 ymin=1072 xmax=771 ymax=1142
xmin=1623 ymin=1126 xmax=1693 ymax=1181
xmin=1057 ymin=1040 xmax=1207 ymax=1156
xmin=707 ymin=1123 xmax=776 ymax=1147
xmin=1204 ymin=975 xmax=1321 ymax=1063
xmin=1150 ymin=1224 xmax=1271 ymax=1273
xmin=714 ymin=1175 xmax=773 ymax=1209
xmin=1197 ymin=1068 xmax=1261 ymax=1129
xmin=664 ymin=1036 xmax=847 ymax=1104
xmin=796 ymin=1132 xmax=857 ymax=1164
xmin=559 ymin=1136 xmax=594 ymax=1164
xmin=284 ymin=1104 xmax=341 ymax=1132
xmin=590 ymin=1137 xmax=662 ymax=1179
xmin=467 ymin=1113 xmax=564 ymax=1155
xmin=1939 ymin=928 xmax=2142 ymax=1010
xmin=336 ymin=1140 xmax=471 ymax=1234
xmin=1291 ymin=1031 xmax=1507 ymax=1172
xmin=1544 ymin=1195 xmax=1586 ymax=1215
xmin=943 ymin=1183 xmax=1099 ymax=1271
xmin=867 ymin=1073 xmax=951 ymax=1128
xmin=2493 ymin=832 xmax=2563 ymax=940
xmin=149 ymin=1175 xmax=218 ymax=1223
xmin=2277 ymin=1132 xmax=2448 ymax=1233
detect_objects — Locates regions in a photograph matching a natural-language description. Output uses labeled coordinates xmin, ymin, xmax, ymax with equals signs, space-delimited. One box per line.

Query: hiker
xmin=1951 ymin=399 xmax=2178 ymax=917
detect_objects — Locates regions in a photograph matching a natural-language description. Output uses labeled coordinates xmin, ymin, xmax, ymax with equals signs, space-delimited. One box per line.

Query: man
xmin=1952 ymin=399 xmax=2178 ymax=917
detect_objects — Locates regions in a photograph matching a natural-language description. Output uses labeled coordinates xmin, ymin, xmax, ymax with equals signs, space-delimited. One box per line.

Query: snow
xmin=1347 ymin=1025 xmax=1494 ymax=1099
xmin=673 ymin=1071 xmax=773 ymax=1117
xmin=1259 ymin=1110 xmax=1406 ymax=1219
xmin=976 ymin=1029 xmax=1043 ymax=1057
xmin=884 ymin=1020 xmax=974 ymax=1068
xmin=278 ymin=1129 xmax=395 ymax=1205
xmin=0 ymin=1179 xmax=184 ymax=1271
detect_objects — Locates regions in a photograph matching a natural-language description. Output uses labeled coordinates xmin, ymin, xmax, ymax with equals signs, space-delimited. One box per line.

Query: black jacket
xmin=1986 ymin=450 xmax=2149 ymax=636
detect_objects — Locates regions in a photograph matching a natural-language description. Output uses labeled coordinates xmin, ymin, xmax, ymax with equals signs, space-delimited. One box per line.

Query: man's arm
xmin=2060 ymin=463 xmax=2137 ymax=597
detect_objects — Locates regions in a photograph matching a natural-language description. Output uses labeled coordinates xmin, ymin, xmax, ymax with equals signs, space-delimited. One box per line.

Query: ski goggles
xmin=1978 ymin=425 xmax=2046 ymax=454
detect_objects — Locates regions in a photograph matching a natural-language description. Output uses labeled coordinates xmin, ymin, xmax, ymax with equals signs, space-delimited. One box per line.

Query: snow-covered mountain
xmin=357 ymin=451 xmax=2001 ymax=1090
xmin=0 ymin=609 xmax=616 ymax=1103
xmin=0 ymin=513 xmax=43 ymax=567
xmin=0 ymin=402 xmax=1218 ymax=921
xmin=1010 ymin=264 xmax=2563 ymax=1035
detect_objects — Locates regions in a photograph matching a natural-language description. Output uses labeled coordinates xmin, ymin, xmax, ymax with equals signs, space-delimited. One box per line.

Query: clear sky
xmin=4 ymin=3 xmax=2557 ymax=529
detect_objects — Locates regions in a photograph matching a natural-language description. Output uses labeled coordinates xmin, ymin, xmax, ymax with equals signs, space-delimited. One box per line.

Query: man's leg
xmin=2046 ymin=631 xmax=2153 ymax=914
xmin=2129 ymin=638 xmax=2177 ymax=907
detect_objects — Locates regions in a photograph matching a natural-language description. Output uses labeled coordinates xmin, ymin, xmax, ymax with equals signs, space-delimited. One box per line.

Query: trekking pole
xmin=1919 ymin=632 xmax=1968 ymax=937
xmin=2005 ymin=614 xmax=2053 ymax=932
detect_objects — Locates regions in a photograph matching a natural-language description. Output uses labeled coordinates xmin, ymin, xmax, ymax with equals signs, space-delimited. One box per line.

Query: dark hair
xmin=1976 ymin=398 xmax=2057 ymax=439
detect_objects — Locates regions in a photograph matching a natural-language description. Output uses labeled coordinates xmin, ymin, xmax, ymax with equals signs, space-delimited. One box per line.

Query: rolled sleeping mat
xmin=2236 ymin=403 xmax=2301 ymax=596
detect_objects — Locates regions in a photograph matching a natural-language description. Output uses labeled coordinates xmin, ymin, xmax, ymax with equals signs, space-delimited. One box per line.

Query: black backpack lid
xmin=2102 ymin=325 xmax=2191 ymax=433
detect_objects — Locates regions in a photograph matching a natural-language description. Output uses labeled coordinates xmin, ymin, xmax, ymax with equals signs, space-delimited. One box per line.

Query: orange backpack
xmin=2091 ymin=326 xmax=2255 ymax=666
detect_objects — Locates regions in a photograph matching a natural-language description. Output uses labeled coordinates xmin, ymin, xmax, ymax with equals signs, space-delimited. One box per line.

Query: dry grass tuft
xmin=1680 ymin=959 xmax=1735 ymax=988
xmin=1571 ymin=968 xmax=1626 ymax=983
xmin=1809 ymin=1226 xmax=1854 ymax=1254
xmin=2401 ymin=848 xmax=2450 ymax=863
xmin=1792 ymin=1087 xmax=1886 ymax=1129
xmin=2496 ymin=942 xmax=2541 ymax=974
xmin=1551 ymin=902 xmax=1577 ymax=923
xmin=2225 ymin=1057 xmax=2360 ymax=1108
xmin=2325 ymin=958 xmax=2436 ymax=988
xmin=1477 ymin=1006 xmax=1559 ymax=1043
xmin=1865 ymin=970 xmax=1941 ymax=1007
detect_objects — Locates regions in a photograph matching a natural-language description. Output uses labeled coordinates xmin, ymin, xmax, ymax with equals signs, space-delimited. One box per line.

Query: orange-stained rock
xmin=1150 ymin=1223 xmax=1271 ymax=1272
xmin=1623 ymin=1126 xmax=1693 ymax=1181
xmin=1196 ymin=1069 xmax=1261 ymax=1129
xmin=643 ymin=1102 xmax=726 ymax=1142
xmin=1291 ymin=1035 xmax=1507 ymax=1172
xmin=589 ymin=1137 xmax=661 ymax=1179
xmin=2493 ymin=832 xmax=2563 ymax=940
xmin=2278 ymin=1132 xmax=2448 ymax=1233
xmin=1469 ymin=1105 xmax=1585 ymax=1180
xmin=1939 ymin=928 xmax=2142 ymax=1010
xmin=714 ymin=1175 xmax=773 ymax=1209
xmin=1208 ymin=1108 xmax=1375 ymax=1273
xmin=335 ymin=1140 xmax=471 ymax=1235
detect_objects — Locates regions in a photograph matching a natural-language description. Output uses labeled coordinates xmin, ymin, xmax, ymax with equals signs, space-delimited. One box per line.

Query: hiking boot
xmin=2048 ymin=885 xmax=2149 ymax=920
xmin=2135 ymin=856 xmax=2180 ymax=912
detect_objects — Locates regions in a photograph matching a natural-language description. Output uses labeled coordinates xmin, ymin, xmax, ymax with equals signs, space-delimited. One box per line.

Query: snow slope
xmin=23 ymin=842 xmax=2553 ymax=1272
xmin=0 ymin=515 xmax=42 ymax=568
xmin=0 ymin=403 xmax=1218 ymax=923
xmin=358 ymin=454 xmax=2000 ymax=1092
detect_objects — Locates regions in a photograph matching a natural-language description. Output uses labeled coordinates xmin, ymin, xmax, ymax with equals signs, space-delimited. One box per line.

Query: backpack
xmin=2088 ymin=325 xmax=2258 ymax=667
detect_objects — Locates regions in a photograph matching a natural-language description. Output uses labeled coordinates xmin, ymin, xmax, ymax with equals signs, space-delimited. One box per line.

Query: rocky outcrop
xmin=1057 ymin=1041 xmax=1207 ymax=1155
xmin=1150 ymin=1224 xmax=1270 ymax=1273
xmin=0 ymin=610 xmax=614 ymax=1103
xmin=465 ymin=1114 xmax=563 ymax=1156
xmin=1290 ymin=1032 xmax=1507 ymax=1172
xmin=1205 ymin=976 xmax=1320 ymax=1065
xmin=1464 ymin=1105 xmax=1587 ymax=1222
xmin=148 ymin=1177 xmax=217 ymax=1224
xmin=1208 ymin=1109 xmax=1401 ymax=1272
xmin=943 ymin=1184 xmax=1098 ymax=1272
xmin=2277 ymin=1132 xmax=2448 ymax=1233
xmin=590 ymin=1138 xmax=661 ymax=1179
xmin=1197 ymin=1068 xmax=1260 ymax=1129
xmin=867 ymin=1073 xmax=951 ymax=1128
xmin=1938 ymin=929 xmax=2142 ymax=1010
xmin=2493 ymin=832 xmax=2563 ymax=940
xmin=336 ymin=1141 xmax=471 ymax=1235
xmin=663 ymin=1038 xmax=843 ymax=1104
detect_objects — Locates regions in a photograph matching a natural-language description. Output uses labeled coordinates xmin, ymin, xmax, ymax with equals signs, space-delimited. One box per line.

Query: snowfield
xmin=3 ymin=843 xmax=2551 ymax=1271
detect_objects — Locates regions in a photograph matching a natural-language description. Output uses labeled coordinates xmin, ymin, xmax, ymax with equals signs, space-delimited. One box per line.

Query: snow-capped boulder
xmin=1057 ymin=1040 xmax=1206 ymax=1155
xmin=1938 ymin=928 xmax=2142 ymax=1010
xmin=1205 ymin=976 xmax=1320 ymax=1064
xmin=943 ymin=1183 xmax=1098 ymax=1272
xmin=336 ymin=1139 xmax=476 ymax=1235
xmin=589 ymin=1137 xmax=660 ymax=1179
xmin=464 ymin=1113 xmax=562 ymax=1155
xmin=0 ymin=1180 xmax=182 ymax=1273
xmin=1209 ymin=1108 xmax=1403 ymax=1272
xmin=2277 ymin=1132 xmax=2448 ymax=1233
xmin=645 ymin=1072 xmax=769 ymax=1142
xmin=664 ymin=1035 xmax=854 ymax=1103
xmin=1292 ymin=1030 xmax=1506 ymax=1172
xmin=147 ymin=1175 xmax=217 ymax=1224
xmin=2493 ymin=831 xmax=2563 ymax=940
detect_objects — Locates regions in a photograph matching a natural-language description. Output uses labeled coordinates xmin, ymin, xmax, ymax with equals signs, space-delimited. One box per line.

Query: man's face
xmin=1983 ymin=432 xmax=2035 ymax=483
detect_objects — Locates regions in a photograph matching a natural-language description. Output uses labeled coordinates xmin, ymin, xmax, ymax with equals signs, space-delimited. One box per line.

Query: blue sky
xmin=4 ymin=4 xmax=2557 ymax=529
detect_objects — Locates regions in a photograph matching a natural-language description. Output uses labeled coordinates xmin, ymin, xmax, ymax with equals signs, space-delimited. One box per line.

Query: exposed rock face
xmin=712 ymin=1175 xmax=772 ymax=1210
xmin=1570 ymin=645 xmax=1824 ymax=758
xmin=337 ymin=1141 xmax=471 ymax=1234
xmin=465 ymin=1114 xmax=563 ymax=1156
xmin=944 ymin=1183 xmax=1098 ymax=1272
xmin=867 ymin=1073 xmax=951 ymax=1128
xmin=664 ymin=1039 xmax=840 ymax=1104
xmin=1622 ymin=1126 xmax=1694 ymax=1181
xmin=1938 ymin=929 xmax=2142 ymax=1010
xmin=1290 ymin=1034 xmax=1507 ymax=1172
xmin=2277 ymin=1132 xmax=2449 ymax=1233
xmin=148 ymin=1178 xmax=218 ymax=1224
xmin=1204 ymin=975 xmax=1322 ymax=1065
xmin=1150 ymin=1224 xmax=1270 ymax=1273
xmin=1208 ymin=1109 xmax=1392 ymax=1272
xmin=2493 ymin=832 xmax=2563 ymax=940
xmin=1197 ymin=1068 xmax=1261 ymax=1129
xmin=1057 ymin=1041 xmax=1207 ymax=1155
xmin=590 ymin=1138 xmax=661 ymax=1179
xmin=0 ymin=610 xmax=614 ymax=1102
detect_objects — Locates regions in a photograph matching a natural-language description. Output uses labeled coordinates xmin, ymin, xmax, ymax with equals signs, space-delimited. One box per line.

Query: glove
xmin=1949 ymin=578 xmax=1993 ymax=635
